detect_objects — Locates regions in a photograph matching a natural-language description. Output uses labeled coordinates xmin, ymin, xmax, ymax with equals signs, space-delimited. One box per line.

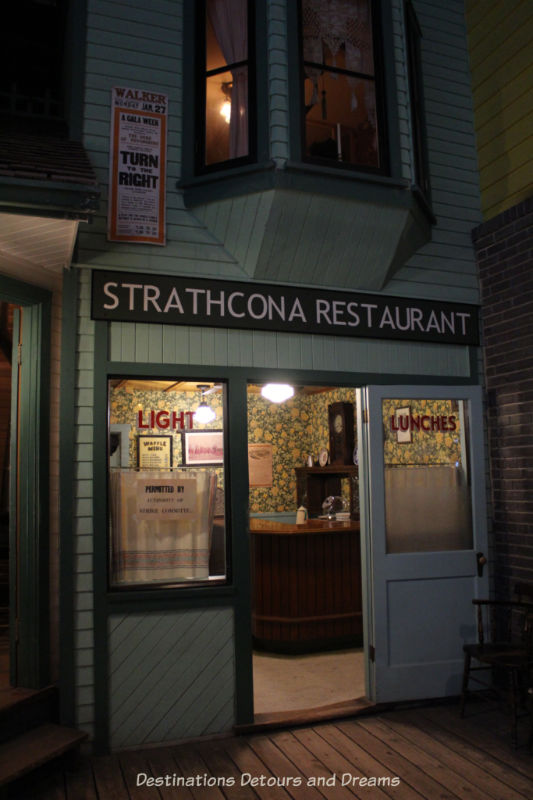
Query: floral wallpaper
xmin=382 ymin=398 xmax=463 ymax=467
xmin=247 ymin=386 xmax=357 ymax=513
xmin=108 ymin=382 xmax=358 ymax=515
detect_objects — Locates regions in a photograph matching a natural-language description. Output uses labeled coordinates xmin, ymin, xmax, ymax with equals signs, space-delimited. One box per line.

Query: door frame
xmin=0 ymin=275 xmax=51 ymax=689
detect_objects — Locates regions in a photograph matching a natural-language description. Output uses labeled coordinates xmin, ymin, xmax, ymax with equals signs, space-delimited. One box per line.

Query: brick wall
xmin=473 ymin=197 xmax=533 ymax=596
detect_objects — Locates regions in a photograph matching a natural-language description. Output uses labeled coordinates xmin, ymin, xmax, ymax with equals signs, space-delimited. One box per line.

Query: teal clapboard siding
xmin=108 ymin=317 xmax=471 ymax=377
xmin=74 ymin=271 xmax=96 ymax=738
xmin=109 ymin=608 xmax=235 ymax=747
xmin=388 ymin=0 xmax=482 ymax=301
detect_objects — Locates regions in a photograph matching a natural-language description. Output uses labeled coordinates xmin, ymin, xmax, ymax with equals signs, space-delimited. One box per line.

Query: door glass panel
xmin=382 ymin=398 xmax=473 ymax=553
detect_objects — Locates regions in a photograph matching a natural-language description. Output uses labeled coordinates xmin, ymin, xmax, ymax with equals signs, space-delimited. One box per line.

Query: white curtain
xmin=208 ymin=0 xmax=248 ymax=159
xmin=110 ymin=470 xmax=217 ymax=584
xmin=302 ymin=0 xmax=377 ymax=146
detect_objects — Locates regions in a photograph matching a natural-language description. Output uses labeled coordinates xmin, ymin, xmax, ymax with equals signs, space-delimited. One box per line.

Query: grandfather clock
xmin=328 ymin=402 xmax=355 ymax=465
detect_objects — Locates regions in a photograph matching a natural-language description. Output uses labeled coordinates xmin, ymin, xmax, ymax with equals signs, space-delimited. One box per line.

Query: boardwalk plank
xmin=195 ymin=740 xmax=264 ymax=800
xmin=379 ymin=711 xmax=529 ymax=800
xmin=337 ymin=718 xmax=461 ymax=800
xmin=384 ymin=709 xmax=533 ymax=799
xmin=170 ymin=744 xmax=226 ymax=800
xmin=223 ymin=737 xmax=293 ymax=799
xmin=421 ymin=705 xmax=533 ymax=778
xmin=292 ymin=726 xmax=390 ymax=800
xmin=118 ymin=751 xmax=161 ymax=799
xmin=65 ymin=761 xmax=99 ymax=800
xmin=357 ymin=717 xmax=489 ymax=800
xmin=246 ymin=734 xmax=324 ymax=800
xmin=91 ymin=754 xmax=130 ymax=799
xmin=8 ymin=705 xmax=532 ymax=799
xmin=268 ymin=729 xmax=356 ymax=799
xmin=145 ymin=747 xmax=196 ymax=799
xmin=316 ymin=723 xmax=425 ymax=800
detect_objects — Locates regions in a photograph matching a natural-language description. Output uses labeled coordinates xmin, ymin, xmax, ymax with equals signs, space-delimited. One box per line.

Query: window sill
xmin=179 ymin=160 xmax=277 ymax=206
xmin=180 ymin=158 xmax=433 ymax=224
xmin=107 ymin=582 xmax=236 ymax=610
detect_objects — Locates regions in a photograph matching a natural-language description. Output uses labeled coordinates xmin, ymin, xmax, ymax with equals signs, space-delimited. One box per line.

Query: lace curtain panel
xmin=302 ymin=0 xmax=376 ymax=139
xmin=110 ymin=470 xmax=217 ymax=584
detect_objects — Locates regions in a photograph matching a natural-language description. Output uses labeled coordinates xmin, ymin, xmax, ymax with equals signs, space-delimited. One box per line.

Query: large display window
xmin=107 ymin=378 xmax=227 ymax=588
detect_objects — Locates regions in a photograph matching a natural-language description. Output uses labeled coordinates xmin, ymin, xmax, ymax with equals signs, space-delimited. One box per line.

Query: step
xmin=0 ymin=686 xmax=58 ymax=743
xmin=0 ymin=723 xmax=87 ymax=787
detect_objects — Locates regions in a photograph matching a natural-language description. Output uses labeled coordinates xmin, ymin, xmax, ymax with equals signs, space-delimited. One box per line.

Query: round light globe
xmin=260 ymin=383 xmax=295 ymax=403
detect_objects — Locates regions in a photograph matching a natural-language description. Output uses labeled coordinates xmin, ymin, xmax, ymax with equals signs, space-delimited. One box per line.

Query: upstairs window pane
xmin=301 ymin=0 xmax=381 ymax=169
xmin=204 ymin=0 xmax=250 ymax=166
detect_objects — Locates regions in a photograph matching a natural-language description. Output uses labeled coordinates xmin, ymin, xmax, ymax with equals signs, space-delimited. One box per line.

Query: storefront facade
xmin=1 ymin=0 xmax=492 ymax=754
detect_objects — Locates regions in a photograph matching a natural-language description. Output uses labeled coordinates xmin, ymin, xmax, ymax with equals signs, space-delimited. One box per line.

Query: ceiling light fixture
xmin=260 ymin=383 xmax=295 ymax=403
xmin=195 ymin=385 xmax=216 ymax=423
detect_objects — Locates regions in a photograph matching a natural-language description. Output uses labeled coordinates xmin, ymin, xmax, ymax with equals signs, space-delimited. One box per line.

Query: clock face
xmin=334 ymin=414 xmax=343 ymax=434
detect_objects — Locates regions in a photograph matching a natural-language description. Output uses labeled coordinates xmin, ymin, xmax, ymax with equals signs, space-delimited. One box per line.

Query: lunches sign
xmin=91 ymin=271 xmax=479 ymax=346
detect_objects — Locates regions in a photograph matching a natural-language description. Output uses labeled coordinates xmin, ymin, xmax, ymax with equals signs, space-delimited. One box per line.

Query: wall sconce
xmin=220 ymin=81 xmax=232 ymax=124
xmin=260 ymin=383 xmax=295 ymax=403
xmin=195 ymin=385 xmax=216 ymax=423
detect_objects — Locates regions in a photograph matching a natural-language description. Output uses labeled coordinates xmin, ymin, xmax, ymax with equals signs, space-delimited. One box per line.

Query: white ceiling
xmin=0 ymin=212 xmax=79 ymax=290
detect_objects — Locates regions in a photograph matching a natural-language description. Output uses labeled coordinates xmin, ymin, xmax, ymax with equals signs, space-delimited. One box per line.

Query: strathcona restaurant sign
xmin=91 ymin=271 xmax=479 ymax=346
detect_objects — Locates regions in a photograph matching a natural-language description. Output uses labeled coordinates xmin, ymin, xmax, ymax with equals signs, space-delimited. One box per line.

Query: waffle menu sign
xmin=91 ymin=271 xmax=479 ymax=346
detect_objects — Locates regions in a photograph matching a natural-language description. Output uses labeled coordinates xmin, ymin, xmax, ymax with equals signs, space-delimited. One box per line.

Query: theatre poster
xmin=107 ymin=86 xmax=168 ymax=245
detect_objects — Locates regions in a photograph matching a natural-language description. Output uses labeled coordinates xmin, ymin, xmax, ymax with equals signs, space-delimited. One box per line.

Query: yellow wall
xmin=247 ymin=387 xmax=357 ymax=513
xmin=466 ymin=0 xmax=533 ymax=218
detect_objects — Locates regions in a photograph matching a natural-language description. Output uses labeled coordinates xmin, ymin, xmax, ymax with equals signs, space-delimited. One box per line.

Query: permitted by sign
xmin=92 ymin=271 xmax=480 ymax=346
xmin=135 ymin=478 xmax=197 ymax=519
xmin=107 ymin=87 xmax=167 ymax=245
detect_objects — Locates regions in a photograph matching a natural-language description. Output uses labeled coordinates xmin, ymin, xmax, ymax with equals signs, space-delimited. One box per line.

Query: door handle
xmin=476 ymin=551 xmax=487 ymax=577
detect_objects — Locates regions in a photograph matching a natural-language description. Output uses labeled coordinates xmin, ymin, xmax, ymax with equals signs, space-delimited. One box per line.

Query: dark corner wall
xmin=473 ymin=197 xmax=533 ymax=595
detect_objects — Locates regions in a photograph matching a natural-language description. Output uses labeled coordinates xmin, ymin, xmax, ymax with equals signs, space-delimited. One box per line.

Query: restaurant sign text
xmin=92 ymin=271 xmax=479 ymax=346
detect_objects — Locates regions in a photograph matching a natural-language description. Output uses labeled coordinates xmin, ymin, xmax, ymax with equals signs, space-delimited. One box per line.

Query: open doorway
xmin=0 ymin=302 xmax=18 ymax=688
xmin=247 ymin=383 xmax=365 ymax=718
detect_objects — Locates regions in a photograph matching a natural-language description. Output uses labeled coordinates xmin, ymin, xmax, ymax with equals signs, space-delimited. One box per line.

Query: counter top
xmin=249 ymin=518 xmax=360 ymax=535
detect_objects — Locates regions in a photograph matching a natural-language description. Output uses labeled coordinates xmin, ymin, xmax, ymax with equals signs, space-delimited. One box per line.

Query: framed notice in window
xmin=137 ymin=435 xmax=173 ymax=468
xmin=248 ymin=443 xmax=273 ymax=487
xmin=182 ymin=431 xmax=224 ymax=465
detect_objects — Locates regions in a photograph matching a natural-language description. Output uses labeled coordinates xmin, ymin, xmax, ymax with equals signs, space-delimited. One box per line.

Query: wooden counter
xmin=250 ymin=518 xmax=362 ymax=653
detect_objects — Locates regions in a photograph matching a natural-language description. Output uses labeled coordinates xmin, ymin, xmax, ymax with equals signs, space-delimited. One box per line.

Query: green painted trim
xmin=93 ymin=320 xmax=111 ymax=754
xmin=9 ymin=310 xmax=21 ymax=686
xmin=254 ymin=0 xmax=270 ymax=165
xmin=17 ymin=300 xmax=52 ymax=687
xmin=105 ymin=361 xmax=477 ymax=387
xmin=107 ymin=588 xmax=236 ymax=613
xmin=0 ymin=277 xmax=49 ymax=306
xmin=379 ymin=0 xmax=404 ymax=180
xmin=0 ymin=178 xmax=99 ymax=221
xmin=178 ymin=158 xmax=432 ymax=228
xmin=227 ymin=376 xmax=254 ymax=724
xmin=59 ymin=268 xmax=79 ymax=725
xmin=0 ymin=275 xmax=52 ymax=689
xmin=180 ymin=0 xmax=195 ymax=185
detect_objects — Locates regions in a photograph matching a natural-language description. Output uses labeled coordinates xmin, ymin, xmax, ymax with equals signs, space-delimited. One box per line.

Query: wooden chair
xmin=460 ymin=584 xmax=533 ymax=747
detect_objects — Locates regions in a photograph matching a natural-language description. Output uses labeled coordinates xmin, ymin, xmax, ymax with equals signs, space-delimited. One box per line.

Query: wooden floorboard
xmin=6 ymin=702 xmax=533 ymax=799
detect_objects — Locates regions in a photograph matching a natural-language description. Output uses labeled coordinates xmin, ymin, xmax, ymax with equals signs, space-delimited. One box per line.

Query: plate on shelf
xmin=318 ymin=448 xmax=329 ymax=467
